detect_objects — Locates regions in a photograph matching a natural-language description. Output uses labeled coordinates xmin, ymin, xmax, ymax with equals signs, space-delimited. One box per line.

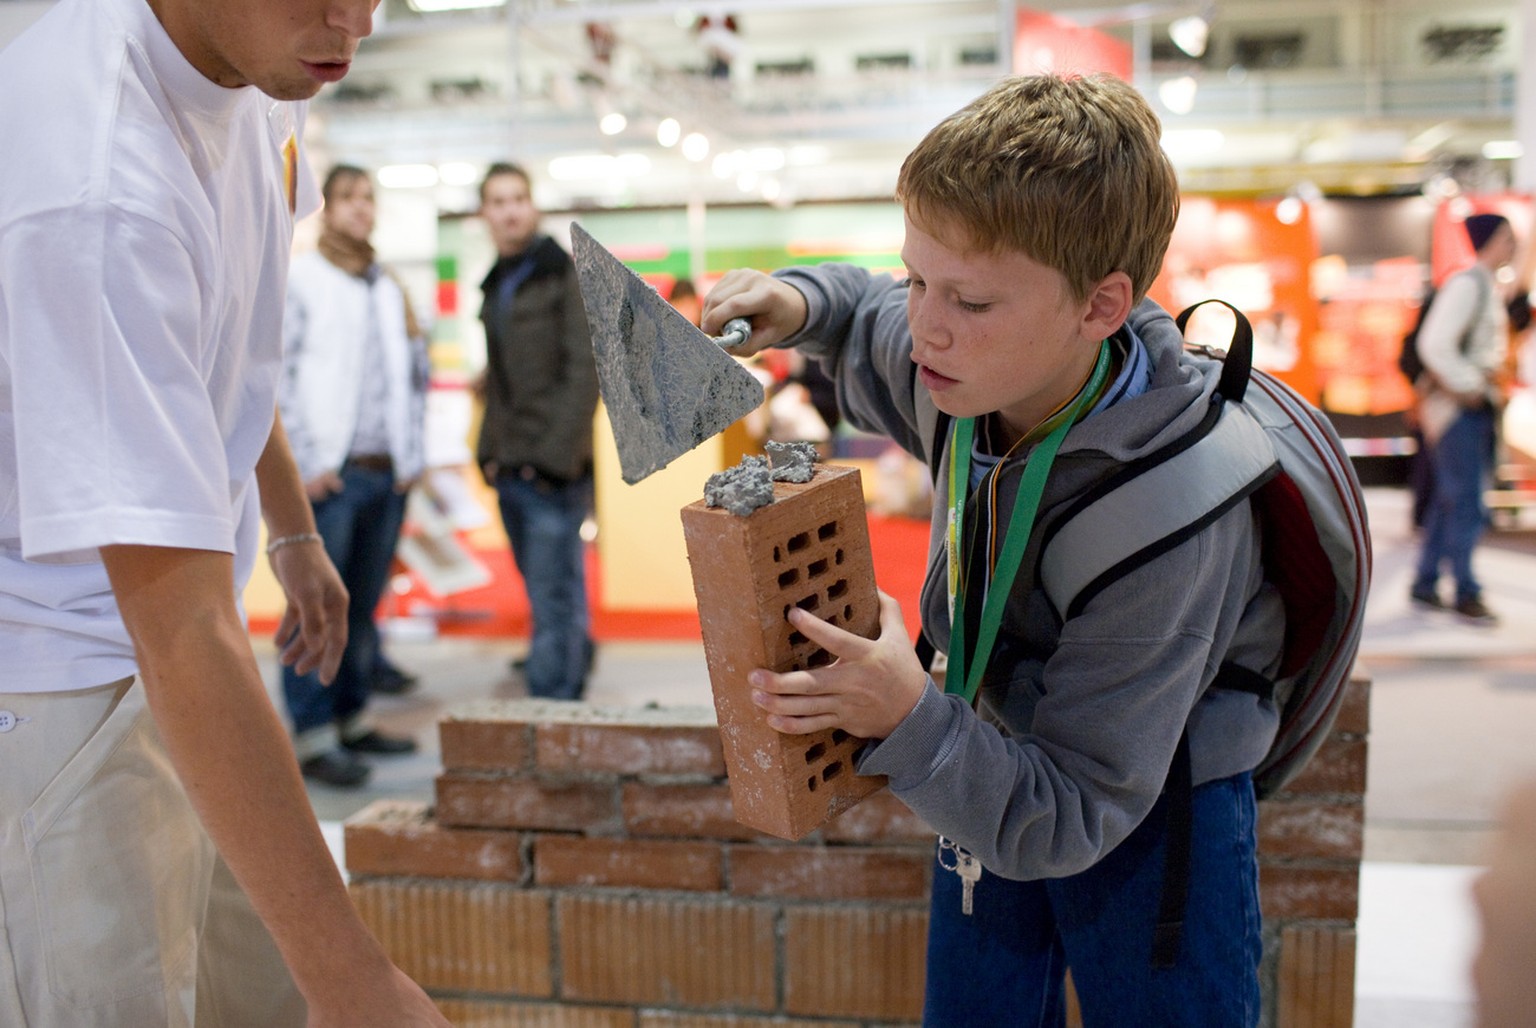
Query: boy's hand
xmin=748 ymin=590 xmax=928 ymax=740
xmin=701 ymin=270 xmax=809 ymax=356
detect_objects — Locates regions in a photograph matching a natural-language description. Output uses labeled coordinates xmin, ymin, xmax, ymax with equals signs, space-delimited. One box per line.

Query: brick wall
xmin=346 ymin=671 xmax=1370 ymax=1027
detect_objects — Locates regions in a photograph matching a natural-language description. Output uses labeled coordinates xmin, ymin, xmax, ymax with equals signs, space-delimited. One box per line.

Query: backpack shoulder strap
xmin=1040 ymin=395 xmax=1279 ymax=620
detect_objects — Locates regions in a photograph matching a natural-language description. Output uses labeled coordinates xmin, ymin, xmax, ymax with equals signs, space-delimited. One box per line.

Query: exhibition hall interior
xmin=3 ymin=0 xmax=1535 ymax=1025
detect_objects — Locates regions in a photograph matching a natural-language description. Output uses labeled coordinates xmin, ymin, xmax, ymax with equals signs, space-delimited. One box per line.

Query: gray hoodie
xmin=775 ymin=263 xmax=1285 ymax=881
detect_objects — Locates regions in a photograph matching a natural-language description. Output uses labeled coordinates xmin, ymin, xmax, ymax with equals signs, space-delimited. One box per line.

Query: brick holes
xmin=771 ymin=518 xmax=868 ymax=676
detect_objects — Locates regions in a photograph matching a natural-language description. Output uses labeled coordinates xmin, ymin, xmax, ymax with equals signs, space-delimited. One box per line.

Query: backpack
xmin=1039 ymin=299 xmax=1371 ymax=801
xmin=1398 ymin=286 xmax=1435 ymax=383
xmin=921 ymin=299 xmax=1372 ymax=967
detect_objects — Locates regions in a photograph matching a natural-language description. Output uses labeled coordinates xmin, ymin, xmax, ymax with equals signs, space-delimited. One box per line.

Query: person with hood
xmin=702 ymin=73 xmax=1282 ymax=1026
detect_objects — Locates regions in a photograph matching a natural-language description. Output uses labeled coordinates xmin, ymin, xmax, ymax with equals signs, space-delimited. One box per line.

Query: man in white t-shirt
xmin=0 ymin=1 xmax=450 ymax=1025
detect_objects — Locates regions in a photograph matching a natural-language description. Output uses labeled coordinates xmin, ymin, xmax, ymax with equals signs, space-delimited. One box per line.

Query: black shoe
xmin=1454 ymin=596 xmax=1500 ymax=626
xmin=301 ymin=750 xmax=371 ymax=788
xmin=371 ymin=665 xmax=419 ymax=696
xmin=342 ymin=729 xmax=418 ymax=755
xmin=1410 ymin=588 xmax=1446 ymax=612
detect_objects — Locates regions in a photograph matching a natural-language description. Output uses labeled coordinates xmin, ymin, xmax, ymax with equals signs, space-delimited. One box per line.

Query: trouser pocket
xmin=24 ymin=683 xmax=211 ymax=1010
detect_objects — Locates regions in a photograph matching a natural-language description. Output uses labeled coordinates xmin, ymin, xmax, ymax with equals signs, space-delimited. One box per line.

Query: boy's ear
xmin=1080 ymin=271 xmax=1134 ymax=340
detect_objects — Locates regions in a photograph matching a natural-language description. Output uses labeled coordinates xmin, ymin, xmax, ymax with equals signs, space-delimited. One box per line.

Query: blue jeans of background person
xmin=1413 ymin=405 xmax=1496 ymax=604
xmin=282 ymin=462 xmax=407 ymax=746
xmin=494 ymin=470 xmax=593 ymax=700
xmin=923 ymin=772 xmax=1262 ymax=1028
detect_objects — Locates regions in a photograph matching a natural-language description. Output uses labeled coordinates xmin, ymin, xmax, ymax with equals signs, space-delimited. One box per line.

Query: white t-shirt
xmin=0 ymin=0 xmax=320 ymax=692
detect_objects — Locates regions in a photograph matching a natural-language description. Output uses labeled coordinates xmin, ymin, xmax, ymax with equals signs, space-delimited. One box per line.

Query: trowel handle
xmin=712 ymin=318 xmax=752 ymax=351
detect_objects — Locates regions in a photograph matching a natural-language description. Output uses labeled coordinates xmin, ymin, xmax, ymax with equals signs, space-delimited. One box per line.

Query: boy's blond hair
xmin=896 ymin=73 xmax=1179 ymax=304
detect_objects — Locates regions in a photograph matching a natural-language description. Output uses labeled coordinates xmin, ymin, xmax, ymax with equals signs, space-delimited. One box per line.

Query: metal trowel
xmin=571 ymin=223 xmax=765 ymax=484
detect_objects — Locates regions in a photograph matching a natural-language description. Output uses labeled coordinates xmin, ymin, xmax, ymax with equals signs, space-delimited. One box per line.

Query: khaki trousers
xmin=0 ymin=678 xmax=304 ymax=1027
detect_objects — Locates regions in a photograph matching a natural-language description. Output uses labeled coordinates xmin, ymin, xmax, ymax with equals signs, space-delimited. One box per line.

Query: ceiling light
xmin=656 ymin=118 xmax=681 ymax=148
xmin=1483 ymin=140 xmax=1523 ymax=160
xmin=377 ymin=163 xmax=440 ymax=189
xmin=599 ymin=112 xmax=628 ymax=135
xmin=681 ymin=132 xmax=711 ymax=162
xmin=405 ymin=0 xmax=504 ymax=11
xmin=1168 ymin=15 xmax=1209 ymax=58
xmin=1160 ymin=128 xmax=1225 ymax=160
xmin=438 ymin=161 xmax=480 ymax=187
xmin=1158 ymin=76 xmax=1199 ymax=115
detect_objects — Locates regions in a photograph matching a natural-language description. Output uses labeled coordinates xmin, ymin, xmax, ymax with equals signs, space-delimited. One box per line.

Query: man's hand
xmin=269 ymin=539 xmax=348 ymax=683
xmin=748 ymin=590 xmax=928 ymax=740
xmin=304 ymin=470 xmax=344 ymax=502
xmin=700 ymin=270 xmax=810 ymax=356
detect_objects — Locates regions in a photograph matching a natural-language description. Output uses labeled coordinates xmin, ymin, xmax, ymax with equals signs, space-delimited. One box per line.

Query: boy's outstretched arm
xmin=701 ymin=269 xmax=810 ymax=356
xmin=748 ymin=590 xmax=929 ymax=740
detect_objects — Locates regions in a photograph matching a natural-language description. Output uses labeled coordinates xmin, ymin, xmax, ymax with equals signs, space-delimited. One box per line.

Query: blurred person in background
xmin=476 ymin=162 xmax=599 ymax=700
xmin=279 ymin=163 xmax=429 ymax=788
xmin=1410 ymin=213 xmax=1515 ymax=626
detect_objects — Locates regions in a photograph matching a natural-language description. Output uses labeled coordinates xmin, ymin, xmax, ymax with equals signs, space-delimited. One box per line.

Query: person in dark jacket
xmin=476 ymin=162 xmax=599 ymax=698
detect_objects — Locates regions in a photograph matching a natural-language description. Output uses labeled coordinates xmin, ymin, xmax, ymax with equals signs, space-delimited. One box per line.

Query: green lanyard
xmin=944 ymin=340 xmax=1112 ymax=705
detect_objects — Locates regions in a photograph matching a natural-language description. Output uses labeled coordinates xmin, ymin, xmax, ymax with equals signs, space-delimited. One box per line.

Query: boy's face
xmin=480 ymin=172 xmax=540 ymax=257
xmin=324 ymin=175 xmax=375 ymax=244
xmin=149 ymin=0 xmax=378 ymax=100
xmin=901 ymin=212 xmax=1114 ymax=445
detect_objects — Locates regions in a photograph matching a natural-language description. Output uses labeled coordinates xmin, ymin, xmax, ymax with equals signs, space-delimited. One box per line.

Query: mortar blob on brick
xmin=765 ymin=439 xmax=819 ymax=482
xmin=703 ymin=455 xmax=775 ymax=516
xmin=681 ymin=464 xmax=887 ymax=840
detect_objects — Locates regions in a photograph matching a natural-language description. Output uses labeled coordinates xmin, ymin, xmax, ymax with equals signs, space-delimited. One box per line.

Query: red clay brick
xmin=1279 ymin=736 xmax=1368 ymax=797
xmin=350 ymin=880 xmax=553 ymax=996
xmin=536 ymin=718 xmax=725 ymax=776
xmin=728 ymin=845 xmax=930 ymax=901
xmin=440 ymin=707 xmax=534 ymax=772
xmin=437 ymin=772 xmax=619 ymax=832
xmin=436 ymin=998 xmax=634 ymax=1027
xmin=1278 ymin=925 xmax=1356 ymax=1028
xmin=1258 ymin=800 xmax=1363 ymax=861
xmin=681 ymin=465 xmax=888 ymax=840
xmin=558 ymin=894 xmax=777 ymax=1009
xmin=344 ymin=799 xmax=525 ymax=881
xmin=534 ymin=836 xmax=724 ymax=891
xmin=820 ymin=790 xmax=935 ymax=845
xmin=622 ymin=781 xmax=770 ymax=841
xmin=1259 ymin=862 xmax=1360 ymax=921
xmin=782 ymin=905 xmax=927 ymax=1020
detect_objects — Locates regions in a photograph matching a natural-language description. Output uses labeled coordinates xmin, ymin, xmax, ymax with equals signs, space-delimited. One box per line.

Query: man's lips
xmin=301 ymin=60 xmax=352 ymax=83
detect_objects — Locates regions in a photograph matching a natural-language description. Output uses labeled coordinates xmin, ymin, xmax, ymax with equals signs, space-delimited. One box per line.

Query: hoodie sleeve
xmin=772 ymin=263 xmax=932 ymax=461
xmin=858 ymin=497 xmax=1267 ymax=880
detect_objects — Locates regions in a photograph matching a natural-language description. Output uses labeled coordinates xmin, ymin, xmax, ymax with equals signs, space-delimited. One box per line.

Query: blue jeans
xmin=1414 ymin=405 xmax=1495 ymax=603
xmin=923 ymin=772 xmax=1262 ymax=1027
xmin=494 ymin=471 xmax=593 ymax=699
xmin=282 ymin=462 xmax=407 ymax=741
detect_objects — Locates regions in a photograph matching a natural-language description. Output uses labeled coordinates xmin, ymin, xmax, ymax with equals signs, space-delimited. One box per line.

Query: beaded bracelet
xmin=265 ymin=532 xmax=323 ymax=556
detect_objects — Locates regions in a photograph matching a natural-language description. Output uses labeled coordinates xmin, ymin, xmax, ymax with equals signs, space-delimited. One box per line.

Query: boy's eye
xmin=957 ymin=299 xmax=991 ymax=313
xmin=901 ymin=276 xmax=920 ymax=290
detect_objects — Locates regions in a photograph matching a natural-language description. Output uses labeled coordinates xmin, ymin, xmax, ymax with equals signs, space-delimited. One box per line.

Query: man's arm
xmin=100 ymin=544 xmax=448 ymax=1026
